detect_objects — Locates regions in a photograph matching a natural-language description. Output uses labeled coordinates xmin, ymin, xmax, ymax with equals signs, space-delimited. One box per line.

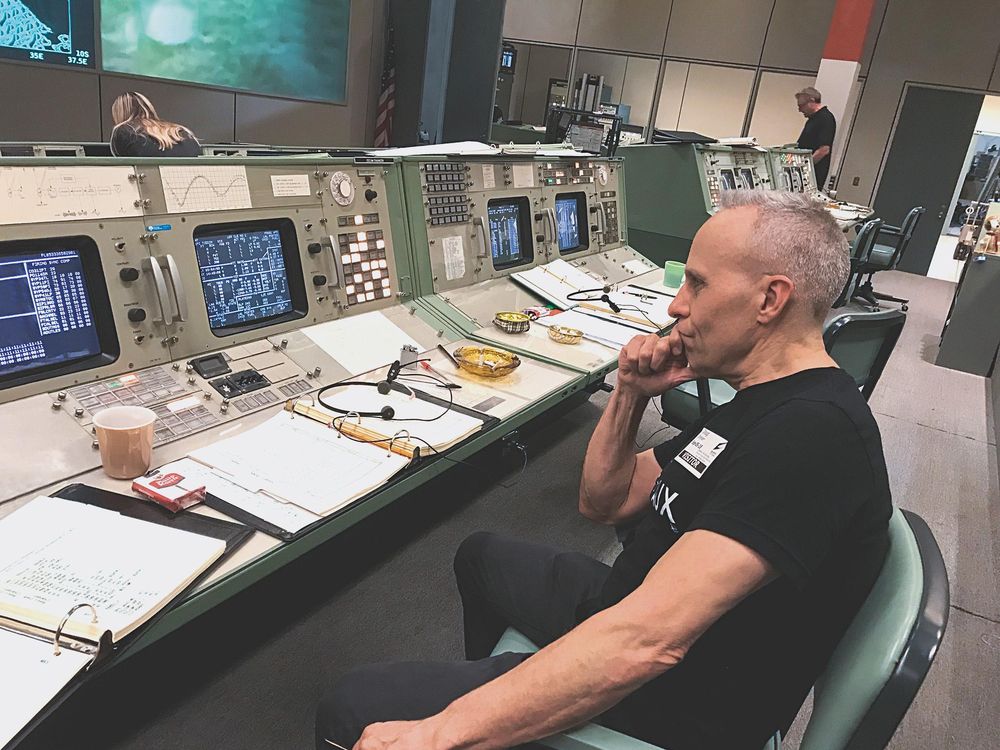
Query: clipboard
xmin=201 ymin=387 xmax=499 ymax=541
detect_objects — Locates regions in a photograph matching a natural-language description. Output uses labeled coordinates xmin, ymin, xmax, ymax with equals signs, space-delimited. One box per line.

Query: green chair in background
xmin=851 ymin=207 xmax=925 ymax=311
xmin=490 ymin=506 xmax=949 ymax=750
xmin=658 ymin=307 xmax=906 ymax=430
xmin=835 ymin=217 xmax=884 ymax=308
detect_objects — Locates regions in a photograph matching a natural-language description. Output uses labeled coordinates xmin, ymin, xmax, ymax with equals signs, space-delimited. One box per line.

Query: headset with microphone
xmin=566 ymin=285 xmax=622 ymax=313
xmin=316 ymin=359 xmax=448 ymax=421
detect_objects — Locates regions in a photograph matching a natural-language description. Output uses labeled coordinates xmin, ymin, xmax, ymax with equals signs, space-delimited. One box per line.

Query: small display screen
xmin=719 ymin=169 xmax=738 ymax=190
xmin=0 ymin=1 xmax=96 ymax=68
xmin=555 ymin=193 xmax=589 ymax=254
xmin=739 ymin=168 xmax=756 ymax=189
xmin=0 ymin=249 xmax=102 ymax=379
xmin=194 ymin=222 xmax=304 ymax=334
xmin=487 ymin=198 xmax=533 ymax=270
xmin=500 ymin=47 xmax=516 ymax=74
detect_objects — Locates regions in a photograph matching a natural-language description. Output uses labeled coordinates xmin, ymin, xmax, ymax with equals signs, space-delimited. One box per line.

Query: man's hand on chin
xmin=352 ymin=719 xmax=448 ymax=750
xmin=616 ymin=330 xmax=696 ymax=398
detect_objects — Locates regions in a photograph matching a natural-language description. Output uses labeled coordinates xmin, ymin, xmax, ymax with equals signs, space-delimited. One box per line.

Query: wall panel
xmin=576 ymin=0 xmax=671 ymax=55
xmin=519 ymin=46 xmax=572 ymax=124
xmin=664 ymin=0 xmax=774 ymax=66
xmin=235 ymin=97 xmax=350 ymax=147
xmin=619 ymin=57 xmax=661 ymax=128
xmin=654 ymin=61 xmax=691 ymax=131
xmin=0 ymin=64 xmax=102 ymax=142
xmin=760 ymin=0 xmax=835 ymax=73
xmin=503 ymin=0 xmax=581 ymax=46
xmin=676 ymin=64 xmax=755 ymax=138
xmin=747 ymin=71 xmax=816 ymax=146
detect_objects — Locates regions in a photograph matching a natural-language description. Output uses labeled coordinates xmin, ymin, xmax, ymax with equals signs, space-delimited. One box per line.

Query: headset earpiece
xmin=379 ymin=405 xmax=395 ymax=420
xmin=376 ymin=380 xmax=392 ymax=395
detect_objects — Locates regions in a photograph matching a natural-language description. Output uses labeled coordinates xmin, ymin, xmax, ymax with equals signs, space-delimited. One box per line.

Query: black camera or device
xmin=210 ymin=369 xmax=271 ymax=398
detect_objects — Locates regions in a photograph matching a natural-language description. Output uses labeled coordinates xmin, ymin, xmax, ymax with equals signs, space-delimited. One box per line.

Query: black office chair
xmin=659 ymin=307 xmax=906 ymax=428
xmin=852 ymin=207 xmax=925 ymax=310
xmin=491 ymin=506 xmax=949 ymax=750
xmin=835 ymin=218 xmax=884 ymax=308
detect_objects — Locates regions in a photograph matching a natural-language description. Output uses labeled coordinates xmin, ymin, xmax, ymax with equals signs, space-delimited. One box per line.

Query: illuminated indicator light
xmin=341 ymin=254 xmax=352 ymax=264
xmin=357 ymin=231 xmax=367 ymax=241
xmin=120 ymin=374 xmax=139 ymax=385
xmin=381 ymin=278 xmax=390 ymax=288
xmin=382 ymin=289 xmax=391 ymax=298
xmin=349 ymin=242 xmax=359 ymax=253
xmin=351 ymin=253 xmax=361 ymax=262
xmin=366 ymin=292 xmax=376 ymax=301
xmin=379 ymin=260 xmax=388 ymax=269
xmin=376 ymin=239 xmax=385 ymax=249
xmin=364 ymin=281 xmax=375 ymax=291
xmin=354 ymin=215 xmax=364 ymax=225
xmin=346 ymin=285 xmax=355 ymax=294
xmin=361 ymin=261 xmax=371 ymax=271
xmin=354 ymin=273 xmax=363 ymax=283
xmin=372 ymin=270 xmax=381 ymax=279
xmin=358 ymin=242 xmax=368 ymax=251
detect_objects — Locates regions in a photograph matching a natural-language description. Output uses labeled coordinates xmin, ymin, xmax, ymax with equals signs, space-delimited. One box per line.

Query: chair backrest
xmin=887 ymin=206 xmax=925 ymax=268
xmin=851 ymin=218 xmax=884 ymax=263
xmin=823 ymin=308 xmax=906 ymax=400
xmin=800 ymin=508 xmax=949 ymax=750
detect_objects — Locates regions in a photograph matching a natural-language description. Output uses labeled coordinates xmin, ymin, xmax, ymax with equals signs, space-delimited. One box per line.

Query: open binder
xmin=197 ymin=387 xmax=498 ymax=541
xmin=1 ymin=489 xmax=252 ymax=750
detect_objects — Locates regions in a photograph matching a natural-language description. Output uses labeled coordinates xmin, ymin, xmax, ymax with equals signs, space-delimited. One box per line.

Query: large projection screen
xmin=100 ymin=0 xmax=350 ymax=103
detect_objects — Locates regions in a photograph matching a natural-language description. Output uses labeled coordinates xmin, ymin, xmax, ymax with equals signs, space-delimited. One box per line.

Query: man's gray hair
xmin=717 ymin=190 xmax=849 ymax=319
xmin=796 ymin=86 xmax=822 ymax=103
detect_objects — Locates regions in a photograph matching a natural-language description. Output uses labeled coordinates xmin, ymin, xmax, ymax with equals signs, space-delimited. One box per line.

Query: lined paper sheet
xmin=190 ymin=411 xmax=409 ymax=516
xmin=0 ymin=628 xmax=91 ymax=748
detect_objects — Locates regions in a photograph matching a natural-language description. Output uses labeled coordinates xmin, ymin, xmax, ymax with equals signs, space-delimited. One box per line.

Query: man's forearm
xmin=579 ymin=387 xmax=648 ymax=521
xmin=426 ymin=607 xmax=670 ymax=750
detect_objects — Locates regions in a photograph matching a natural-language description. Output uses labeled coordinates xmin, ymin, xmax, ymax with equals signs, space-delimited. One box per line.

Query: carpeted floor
xmin=22 ymin=271 xmax=1000 ymax=750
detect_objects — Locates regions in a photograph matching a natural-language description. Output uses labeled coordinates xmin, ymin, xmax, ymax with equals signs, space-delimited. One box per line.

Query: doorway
xmin=873 ymin=85 xmax=985 ymax=276
xmin=927 ymin=95 xmax=1000 ymax=282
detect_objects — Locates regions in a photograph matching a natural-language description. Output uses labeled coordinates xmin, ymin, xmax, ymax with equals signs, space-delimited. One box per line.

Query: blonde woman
xmin=110 ymin=92 xmax=200 ymax=157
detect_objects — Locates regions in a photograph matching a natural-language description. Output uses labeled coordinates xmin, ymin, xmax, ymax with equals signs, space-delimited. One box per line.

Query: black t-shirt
xmin=796 ymin=106 xmax=836 ymax=189
xmin=111 ymin=124 xmax=201 ymax=157
xmin=582 ymin=368 xmax=891 ymax=750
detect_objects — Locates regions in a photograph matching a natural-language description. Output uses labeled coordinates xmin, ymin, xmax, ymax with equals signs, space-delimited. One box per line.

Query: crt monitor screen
xmin=738 ymin=168 xmax=756 ymax=189
xmin=555 ymin=193 xmax=589 ymax=254
xmin=719 ymin=169 xmax=738 ymax=190
xmin=487 ymin=197 xmax=533 ymax=270
xmin=0 ymin=238 xmax=117 ymax=388
xmin=193 ymin=219 xmax=307 ymax=336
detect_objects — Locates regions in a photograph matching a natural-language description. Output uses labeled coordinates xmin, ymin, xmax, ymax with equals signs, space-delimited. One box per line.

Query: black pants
xmin=315 ymin=531 xmax=611 ymax=749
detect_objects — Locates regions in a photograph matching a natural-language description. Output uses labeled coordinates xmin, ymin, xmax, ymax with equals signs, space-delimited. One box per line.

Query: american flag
xmin=373 ymin=12 xmax=396 ymax=148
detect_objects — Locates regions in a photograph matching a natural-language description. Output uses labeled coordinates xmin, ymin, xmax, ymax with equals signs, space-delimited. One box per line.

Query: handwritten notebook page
xmin=0 ymin=496 xmax=226 ymax=642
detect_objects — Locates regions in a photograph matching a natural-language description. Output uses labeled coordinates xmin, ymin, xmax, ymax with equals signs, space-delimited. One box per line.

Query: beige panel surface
xmin=664 ymin=0 xmax=774 ymax=66
xmin=676 ymin=64 xmax=755 ymax=139
xmin=0 ymin=63 xmax=102 ymax=142
xmin=503 ymin=0 xmax=582 ymax=46
xmin=576 ymin=0 xmax=671 ymax=55
xmin=235 ymin=97 xmax=349 ymax=147
xmin=654 ymin=61 xmax=690 ymax=130
xmin=747 ymin=71 xmax=817 ymax=147
xmin=619 ymin=57 xmax=661 ymax=129
xmin=760 ymin=0 xmax=835 ymax=73
xmin=574 ymin=50 xmax=628 ymax=104
xmin=518 ymin=45 xmax=573 ymax=125
xmin=100 ymin=75 xmax=236 ymax=143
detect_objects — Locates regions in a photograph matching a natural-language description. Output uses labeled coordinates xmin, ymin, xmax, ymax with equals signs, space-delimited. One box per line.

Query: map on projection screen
xmin=0 ymin=0 xmax=96 ymax=67
xmin=100 ymin=0 xmax=350 ymax=103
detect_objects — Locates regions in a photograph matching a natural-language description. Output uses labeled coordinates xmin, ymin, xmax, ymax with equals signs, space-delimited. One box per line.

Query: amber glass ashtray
xmin=547 ymin=325 xmax=583 ymax=345
xmin=452 ymin=346 xmax=521 ymax=378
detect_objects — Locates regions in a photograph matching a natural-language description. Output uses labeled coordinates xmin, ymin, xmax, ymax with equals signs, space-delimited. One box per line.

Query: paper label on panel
xmin=0 ymin=166 xmax=143 ymax=225
xmin=512 ymin=164 xmax=534 ymax=188
xmin=442 ymin=235 xmax=466 ymax=281
xmin=270 ymin=174 xmax=311 ymax=197
xmin=482 ymin=164 xmax=496 ymax=189
xmin=159 ymin=165 xmax=252 ymax=213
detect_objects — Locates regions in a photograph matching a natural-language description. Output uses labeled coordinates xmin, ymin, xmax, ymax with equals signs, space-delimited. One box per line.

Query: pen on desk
xmin=437 ymin=343 xmax=462 ymax=370
xmin=620 ymin=290 xmax=654 ymax=304
xmin=420 ymin=360 xmax=461 ymax=388
xmin=628 ymin=283 xmax=676 ymax=298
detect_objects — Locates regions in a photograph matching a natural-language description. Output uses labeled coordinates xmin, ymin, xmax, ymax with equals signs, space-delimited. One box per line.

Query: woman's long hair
xmin=111 ymin=92 xmax=193 ymax=150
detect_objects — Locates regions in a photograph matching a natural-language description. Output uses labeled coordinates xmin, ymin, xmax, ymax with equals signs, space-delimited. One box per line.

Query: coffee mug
xmin=664 ymin=261 xmax=686 ymax=290
xmin=92 ymin=406 xmax=157 ymax=479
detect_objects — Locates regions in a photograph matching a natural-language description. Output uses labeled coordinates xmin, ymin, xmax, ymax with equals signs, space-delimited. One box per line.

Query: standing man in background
xmin=795 ymin=87 xmax=836 ymax=190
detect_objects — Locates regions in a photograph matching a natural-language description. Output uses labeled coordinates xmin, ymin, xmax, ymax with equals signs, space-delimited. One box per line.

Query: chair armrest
xmin=537 ymin=723 xmax=666 ymax=750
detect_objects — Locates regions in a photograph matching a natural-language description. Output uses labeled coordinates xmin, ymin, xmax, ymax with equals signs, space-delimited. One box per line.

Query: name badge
xmin=674 ymin=427 xmax=728 ymax=479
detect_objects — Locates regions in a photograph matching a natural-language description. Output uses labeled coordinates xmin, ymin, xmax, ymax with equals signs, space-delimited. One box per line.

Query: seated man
xmin=316 ymin=191 xmax=892 ymax=750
